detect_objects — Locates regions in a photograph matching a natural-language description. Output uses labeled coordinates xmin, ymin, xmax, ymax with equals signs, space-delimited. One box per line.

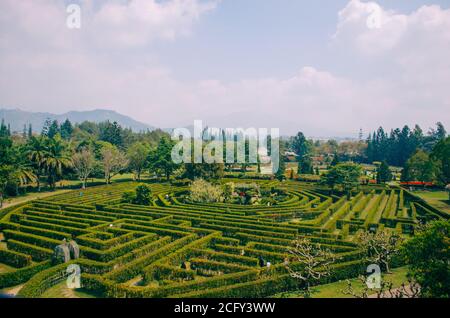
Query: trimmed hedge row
xmin=0 ymin=261 xmax=52 ymax=289
xmin=0 ymin=249 xmax=32 ymax=268
xmin=6 ymin=239 xmax=53 ymax=261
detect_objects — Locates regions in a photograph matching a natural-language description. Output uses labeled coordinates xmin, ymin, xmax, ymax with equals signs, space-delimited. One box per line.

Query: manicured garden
xmin=0 ymin=179 xmax=447 ymax=298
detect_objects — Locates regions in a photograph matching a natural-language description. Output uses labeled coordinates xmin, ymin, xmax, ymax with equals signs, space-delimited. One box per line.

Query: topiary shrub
xmin=134 ymin=184 xmax=153 ymax=205
xmin=121 ymin=184 xmax=153 ymax=206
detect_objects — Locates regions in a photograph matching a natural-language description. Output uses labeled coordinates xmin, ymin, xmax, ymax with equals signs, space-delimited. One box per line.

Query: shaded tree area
xmin=376 ymin=161 xmax=392 ymax=183
xmin=0 ymin=117 xmax=171 ymax=200
xmin=366 ymin=122 xmax=447 ymax=167
xmin=402 ymin=220 xmax=450 ymax=298
xmin=321 ymin=162 xmax=362 ymax=198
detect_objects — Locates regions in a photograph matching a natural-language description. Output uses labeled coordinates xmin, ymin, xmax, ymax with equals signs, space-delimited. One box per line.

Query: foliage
xmin=189 ymin=179 xmax=224 ymax=203
xmin=321 ymin=163 xmax=362 ymax=198
xmin=127 ymin=142 xmax=150 ymax=181
xmin=291 ymin=132 xmax=311 ymax=157
xmin=41 ymin=136 xmax=72 ymax=189
xmin=358 ymin=230 xmax=403 ymax=273
xmin=298 ymin=155 xmax=314 ymax=174
xmin=149 ymin=137 xmax=179 ymax=181
xmin=275 ymin=157 xmax=286 ymax=181
xmin=184 ymin=163 xmax=225 ymax=181
xmin=402 ymin=150 xmax=436 ymax=182
xmin=366 ymin=123 xmax=446 ymax=167
xmin=134 ymin=184 xmax=153 ymax=205
xmin=99 ymin=121 xmax=123 ymax=148
xmin=402 ymin=220 xmax=450 ymax=298
xmin=376 ymin=161 xmax=392 ymax=183
xmin=101 ymin=144 xmax=128 ymax=184
xmin=223 ymin=182 xmax=235 ymax=200
xmin=286 ymin=237 xmax=335 ymax=297
xmin=431 ymin=136 xmax=450 ymax=185
xmin=121 ymin=184 xmax=153 ymax=206
xmin=72 ymin=148 xmax=96 ymax=189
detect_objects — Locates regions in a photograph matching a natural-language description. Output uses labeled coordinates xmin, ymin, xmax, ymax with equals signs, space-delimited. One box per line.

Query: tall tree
xmin=99 ymin=121 xmax=123 ymax=148
xmin=402 ymin=150 xmax=435 ymax=182
xmin=47 ymin=120 xmax=60 ymax=139
xmin=28 ymin=124 xmax=33 ymax=139
xmin=402 ymin=220 xmax=450 ymax=298
xmin=358 ymin=230 xmax=402 ymax=273
xmin=60 ymin=119 xmax=74 ymax=140
xmin=298 ymin=155 xmax=314 ymax=174
xmin=41 ymin=136 xmax=72 ymax=189
xmin=287 ymin=237 xmax=335 ymax=298
xmin=321 ymin=163 xmax=362 ymax=199
xmin=26 ymin=136 xmax=48 ymax=191
xmin=431 ymin=137 xmax=450 ymax=185
xmin=376 ymin=161 xmax=392 ymax=183
xmin=101 ymin=144 xmax=128 ymax=184
xmin=127 ymin=142 xmax=150 ymax=181
xmin=72 ymin=148 xmax=96 ymax=189
xmin=148 ymin=137 xmax=179 ymax=181
xmin=275 ymin=155 xmax=286 ymax=181
xmin=291 ymin=132 xmax=311 ymax=156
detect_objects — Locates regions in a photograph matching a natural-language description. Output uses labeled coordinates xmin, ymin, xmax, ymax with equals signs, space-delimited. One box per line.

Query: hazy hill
xmin=0 ymin=108 xmax=155 ymax=133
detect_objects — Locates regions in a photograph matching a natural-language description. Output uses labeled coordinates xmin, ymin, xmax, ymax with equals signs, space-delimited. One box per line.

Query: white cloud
xmin=0 ymin=0 xmax=449 ymax=137
xmin=331 ymin=0 xmax=450 ymax=133
xmin=0 ymin=0 xmax=218 ymax=50
xmin=90 ymin=0 xmax=218 ymax=47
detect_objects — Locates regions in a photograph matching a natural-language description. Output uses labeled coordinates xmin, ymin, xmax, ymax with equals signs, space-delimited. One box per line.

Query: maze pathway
xmin=0 ymin=180 xmax=447 ymax=298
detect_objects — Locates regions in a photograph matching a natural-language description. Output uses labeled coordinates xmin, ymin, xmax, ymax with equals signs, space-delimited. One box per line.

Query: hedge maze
xmin=0 ymin=180 xmax=448 ymax=298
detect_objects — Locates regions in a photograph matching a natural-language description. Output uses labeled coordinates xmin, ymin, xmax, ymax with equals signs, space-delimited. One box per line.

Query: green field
xmin=0 ymin=180 xmax=447 ymax=298
xmin=0 ymin=173 xmax=139 ymax=210
xmin=414 ymin=191 xmax=450 ymax=214
xmin=272 ymin=267 xmax=409 ymax=298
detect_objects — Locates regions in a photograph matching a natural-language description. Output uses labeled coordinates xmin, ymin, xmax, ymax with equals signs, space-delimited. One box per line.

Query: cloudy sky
xmin=0 ymin=0 xmax=449 ymax=137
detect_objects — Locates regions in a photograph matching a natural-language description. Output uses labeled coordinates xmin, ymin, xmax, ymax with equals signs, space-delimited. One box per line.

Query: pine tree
xmin=376 ymin=161 xmax=392 ymax=183
xmin=61 ymin=119 xmax=74 ymax=140
xmin=298 ymin=155 xmax=313 ymax=174
xmin=275 ymin=157 xmax=286 ymax=181
xmin=47 ymin=120 xmax=60 ymax=139
xmin=28 ymin=124 xmax=33 ymax=139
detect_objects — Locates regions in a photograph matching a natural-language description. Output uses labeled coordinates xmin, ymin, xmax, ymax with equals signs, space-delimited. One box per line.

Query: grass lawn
xmin=0 ymin=173 xmax=143 ymax=211
xmin=414 ymin=191 xmax=450 ymax=214
xmin=41 ymin=281 xmax=101 ymax=298
xmin=271 ymin=266 xmax=409 ymax=298
xmin=0 ymin=263 xmax=15 ymax=274
xmin=0 ymin=284 xmax=23 ymax=297
xmin=1 ymin=189 xmax=71 ymax=210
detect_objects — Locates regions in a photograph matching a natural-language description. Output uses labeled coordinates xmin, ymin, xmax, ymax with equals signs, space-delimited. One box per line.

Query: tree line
xmin=0 ymin=118 xmax=169 ymax=207
xmin=287 ymin=122 xmax=449 ymax=185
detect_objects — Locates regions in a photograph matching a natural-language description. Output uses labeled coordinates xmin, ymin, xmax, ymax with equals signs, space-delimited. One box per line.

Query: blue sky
xmin=154 ymin=0 xmax=449 ymax=80
xmin=1 ymin=0 xmax=450 ymax=137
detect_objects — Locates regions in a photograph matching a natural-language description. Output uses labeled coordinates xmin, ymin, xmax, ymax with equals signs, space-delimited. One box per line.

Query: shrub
xmin=189 ymin=179 xmax=224 ymax=203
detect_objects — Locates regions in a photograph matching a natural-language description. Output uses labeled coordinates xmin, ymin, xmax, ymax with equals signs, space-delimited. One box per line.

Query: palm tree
xmin=0 ymin=164 xmax=36 ymax=208
xmin=41 ymin=136 xmax=72 ymax=190
xmin=26 ymin=136 xmax=48 ymax=191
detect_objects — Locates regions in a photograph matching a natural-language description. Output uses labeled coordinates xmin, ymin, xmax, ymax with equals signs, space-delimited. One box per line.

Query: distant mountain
xmin=0 ymin=108 xmax=156 ymax=133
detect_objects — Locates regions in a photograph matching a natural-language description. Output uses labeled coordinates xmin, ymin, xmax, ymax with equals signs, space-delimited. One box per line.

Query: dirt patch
xmin=0 ymin=285 xmax=24 ymax=297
